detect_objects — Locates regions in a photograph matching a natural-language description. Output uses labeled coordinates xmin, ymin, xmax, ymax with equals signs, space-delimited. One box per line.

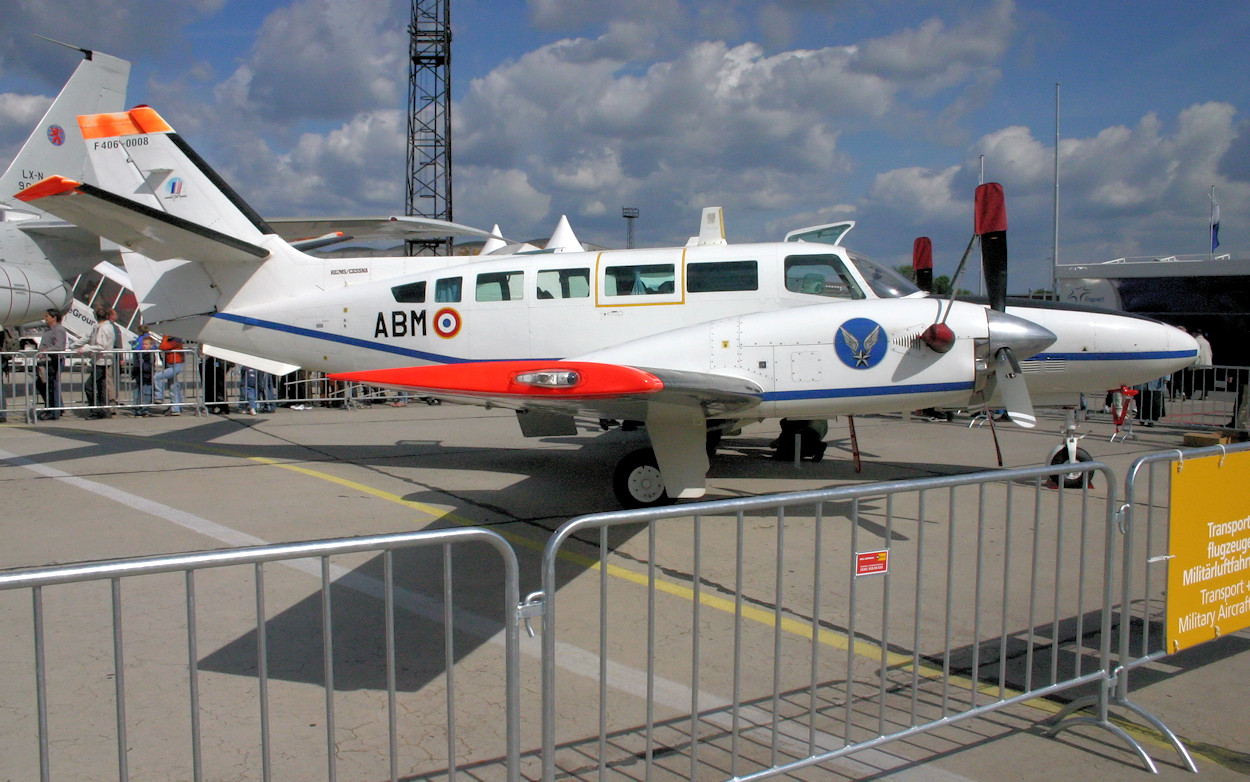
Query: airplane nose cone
xmin=1161 ymin=322 xmax=1200 ymax=367
xmin=986 ymin=310 xmax=1056 ymax=360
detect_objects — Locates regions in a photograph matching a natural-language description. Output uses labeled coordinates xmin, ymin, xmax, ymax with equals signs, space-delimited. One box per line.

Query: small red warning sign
xmin=855 ymin=550 xmax=889 ymax=576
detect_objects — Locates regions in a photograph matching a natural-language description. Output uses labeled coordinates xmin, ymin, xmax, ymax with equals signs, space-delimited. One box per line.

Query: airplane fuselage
xmin=0 ymin=216 xmax=76 ymax=325
xmin=192 ymin=239 xmax=1195 ymax=420
xmin=196 ymin=239 xmax=915 ymax=372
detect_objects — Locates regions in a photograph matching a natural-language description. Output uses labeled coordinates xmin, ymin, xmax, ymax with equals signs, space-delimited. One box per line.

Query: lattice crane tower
xmin=405 ymin=0 xmax=452 ymax=255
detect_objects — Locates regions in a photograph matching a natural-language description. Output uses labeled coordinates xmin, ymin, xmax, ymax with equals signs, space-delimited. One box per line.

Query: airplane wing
xmin=269 ymin=215 xmax=505 ymax=244
xmin=328 ymin=360 xmax=763 ymax=418
xmin=15 ymin=177 xmax=268 ymax=264
xmin=328 ymin=361 xmax=764 ymax=500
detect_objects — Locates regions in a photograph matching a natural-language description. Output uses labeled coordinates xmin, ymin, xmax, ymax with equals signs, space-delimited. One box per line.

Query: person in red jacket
xmin=155 ymin=334 xmax=186 ymax=415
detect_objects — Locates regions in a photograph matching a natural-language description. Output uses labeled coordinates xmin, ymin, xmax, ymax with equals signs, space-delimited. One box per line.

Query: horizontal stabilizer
xmin=15 ymin=177 xmax=269 ymax=264
xmin=202 ymin=344 xmax=300 ymax=378
xmin=270 ymin=215 xmax=503 ymax=244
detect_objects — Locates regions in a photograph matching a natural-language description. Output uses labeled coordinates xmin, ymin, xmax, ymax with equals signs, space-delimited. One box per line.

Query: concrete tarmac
xmin=0 ymin=402 xmax=1246 ymax=780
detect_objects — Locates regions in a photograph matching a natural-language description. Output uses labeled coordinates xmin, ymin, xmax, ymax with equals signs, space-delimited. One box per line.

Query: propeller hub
xmin=985 ymin=310 xmax=1055 ymax=360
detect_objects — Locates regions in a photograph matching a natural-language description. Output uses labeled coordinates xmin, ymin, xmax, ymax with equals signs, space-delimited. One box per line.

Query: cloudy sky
xmin=1 ymin=0 xmax=1246 ymax=292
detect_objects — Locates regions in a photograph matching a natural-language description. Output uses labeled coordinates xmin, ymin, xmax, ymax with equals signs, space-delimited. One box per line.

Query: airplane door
xmin=468 ymin=269 xmax=529 ymax=359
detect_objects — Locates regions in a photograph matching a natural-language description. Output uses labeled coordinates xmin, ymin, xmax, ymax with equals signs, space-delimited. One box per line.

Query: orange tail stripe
xmin=79 ymin=106 xmax=174 ymax=140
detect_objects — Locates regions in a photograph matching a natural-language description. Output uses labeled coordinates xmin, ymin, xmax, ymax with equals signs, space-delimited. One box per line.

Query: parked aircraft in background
xmin=16 ymin=107 xmax=1198 ymax=505
xmin=0 ymin=42 xmax=496 ymax=362
xmin=0 ymin=41 xmax=129 ymax=326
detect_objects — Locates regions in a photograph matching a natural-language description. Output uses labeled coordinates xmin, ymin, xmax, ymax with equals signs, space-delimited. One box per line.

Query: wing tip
xmin=14 ymin=175 xmax=82 ymax=203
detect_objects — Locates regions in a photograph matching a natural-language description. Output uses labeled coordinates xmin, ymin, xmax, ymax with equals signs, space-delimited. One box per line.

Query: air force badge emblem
xmin=835 ymin=318 xmax=887 ymax=369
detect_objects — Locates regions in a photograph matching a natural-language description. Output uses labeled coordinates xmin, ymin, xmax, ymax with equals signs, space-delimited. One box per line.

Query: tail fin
xmin=0 ymin=47 xmax=129 ymax=209
xmin=18 ymin=106 xmax=286 ymax=324
xmin=80 ymin=106 xmax=274 ymax=244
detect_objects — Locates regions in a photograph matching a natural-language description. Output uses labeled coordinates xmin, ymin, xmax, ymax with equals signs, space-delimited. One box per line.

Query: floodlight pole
xmin=622 ymin=207 xmax=639 ymax=249
xmin=405 ymin=0 xmax=453 ymax=256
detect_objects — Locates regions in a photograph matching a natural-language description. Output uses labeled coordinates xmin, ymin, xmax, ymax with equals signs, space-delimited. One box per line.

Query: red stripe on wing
xmin=328 ymin=361 xmax=664 ymax=399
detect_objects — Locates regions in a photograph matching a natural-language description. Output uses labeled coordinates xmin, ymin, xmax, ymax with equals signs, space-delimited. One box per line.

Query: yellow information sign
xmin=1167 ymin=450 xmax=1250 ymax=652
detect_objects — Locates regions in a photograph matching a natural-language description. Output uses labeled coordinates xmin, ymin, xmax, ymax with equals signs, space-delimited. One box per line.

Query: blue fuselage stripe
xmin=763 ymin=381 xmax=974 ymax=402
xmin=212 ymin=312 xmax=476 ymax=364
xmin=1031 ymin=350 xmax=1196 ymax=361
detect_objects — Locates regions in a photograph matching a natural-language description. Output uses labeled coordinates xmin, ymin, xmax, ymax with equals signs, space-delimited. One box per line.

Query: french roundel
xmin=433 ymin=307 xmax=461 ymax=338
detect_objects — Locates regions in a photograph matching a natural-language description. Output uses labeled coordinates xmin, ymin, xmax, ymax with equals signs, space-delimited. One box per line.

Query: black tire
xmin=1049 ymin=447 xmax=1092 ymax=488
xmin=613 ymin=448 xmax=673 ymax=509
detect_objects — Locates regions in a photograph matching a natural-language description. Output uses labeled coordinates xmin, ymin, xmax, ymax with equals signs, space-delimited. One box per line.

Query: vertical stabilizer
xmin=0 ymin=48 xmax=129 ymax=208
xmin=81 ymin=107 xmax=274 ymax=244
xmin=687 ymin=206 xmax=727 ymax=246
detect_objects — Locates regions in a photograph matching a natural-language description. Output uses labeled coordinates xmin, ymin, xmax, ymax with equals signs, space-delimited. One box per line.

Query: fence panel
xmin=539 ymin=462 xmax=1117 ymax=781
xmin=1096 ymin=440 xmax=1250 ymax=773
xmin=0 ymin=528 xmax=522 ymax=782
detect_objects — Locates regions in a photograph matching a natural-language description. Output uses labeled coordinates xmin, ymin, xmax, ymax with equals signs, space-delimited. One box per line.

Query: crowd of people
xmin=5 ymin=306 xmax=295 ymax=419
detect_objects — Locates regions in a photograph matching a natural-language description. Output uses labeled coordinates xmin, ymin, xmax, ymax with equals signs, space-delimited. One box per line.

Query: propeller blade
xmin=993 ymin=347 xmax=1036 ymax=428
xmin=912 ymin=236 xmax=933 ymax=294
xmin=975 ymin=183 xmax=1008 ymax=312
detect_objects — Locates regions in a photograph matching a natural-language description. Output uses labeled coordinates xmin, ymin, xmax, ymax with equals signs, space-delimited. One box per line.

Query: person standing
xmin=1194 ymin=330 xmax=1214 ymax=400
xmin=1136 ymin=376 xmax=1167 ymax=427
xmin=129 ymin=330 xmax=157 ymax=416
xmin=154 ymin=333 xmax=185 ymax=415
xmin=35 ymin=309 xmax=67 ymax=419
xmin=104 ymin=307 xmax=122 ymax=413
xmin=71 ymin=306 xmax=119 ymax=419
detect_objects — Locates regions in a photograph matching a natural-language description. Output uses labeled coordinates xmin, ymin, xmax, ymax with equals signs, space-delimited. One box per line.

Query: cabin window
xmin=435 ymin=276 xmax=462 ymax=302
xmin=604 ymin=263 xmax=676 ymax=296
xmin=476 ymin=271 xmax=524 ymax=302
xmin=687 ymin=260 xmax=758 ymax=293
xmin=536 ymin=268 xmax=590 ymax=299
xmin=784 ymin=255 xmax=864 ymax=300
xmin=391 ymin=280 xmax=426 ymax=303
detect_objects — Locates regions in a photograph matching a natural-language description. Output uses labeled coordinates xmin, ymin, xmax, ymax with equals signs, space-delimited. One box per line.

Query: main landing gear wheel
xmin=1049 ymin=447 xmax=1092 ymax=489
xmin=613 ymin=448 xmax=673 ymax=509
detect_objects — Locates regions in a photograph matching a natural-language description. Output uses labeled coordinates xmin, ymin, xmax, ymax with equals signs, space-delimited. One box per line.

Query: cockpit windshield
xmin=848 ymin=251 xmax=922 ymax=298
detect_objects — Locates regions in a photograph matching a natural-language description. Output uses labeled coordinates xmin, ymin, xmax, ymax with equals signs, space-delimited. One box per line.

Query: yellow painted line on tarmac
xmin=250 ymin=454 xmax=919 ymax=669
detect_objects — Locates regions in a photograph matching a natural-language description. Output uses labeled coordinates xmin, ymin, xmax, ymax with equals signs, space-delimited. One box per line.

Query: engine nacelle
xmin=0 ymin=264 xmax=73 ymax=326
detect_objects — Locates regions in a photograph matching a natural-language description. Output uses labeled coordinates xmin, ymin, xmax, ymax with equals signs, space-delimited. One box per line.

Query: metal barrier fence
xmin=4 ymin=447 xmax=1244 ymax=779
xmin=1086 ymin=364 xmax=1250 ymax=434
xmin=538 ymin=461 xmax=1123 ymax=780
xmin=1059 ymin=439 xmax=1250 ymax=774
xmin=0 ymin=528 xmax=522 ymax=782
xmin=0 ymin=349 xmax=415 ymax=422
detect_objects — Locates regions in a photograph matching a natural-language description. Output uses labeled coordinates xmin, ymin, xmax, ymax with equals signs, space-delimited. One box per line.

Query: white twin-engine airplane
xmin=0 ymin=42 xmax=129 ymax=326
xmin=16 ymin=106 xmax=1198 ymax=506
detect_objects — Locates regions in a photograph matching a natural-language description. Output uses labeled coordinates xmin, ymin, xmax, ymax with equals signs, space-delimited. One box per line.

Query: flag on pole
xmin=1211 ymin=188 xmax=1221 ymax=253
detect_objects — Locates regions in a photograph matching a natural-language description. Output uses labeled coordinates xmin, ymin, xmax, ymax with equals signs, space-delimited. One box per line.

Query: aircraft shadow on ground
xmin=19 ymin=416 xmax=1004 ymax=694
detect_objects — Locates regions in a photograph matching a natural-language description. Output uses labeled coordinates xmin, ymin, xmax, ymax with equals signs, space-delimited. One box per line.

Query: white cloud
xmin=0 ymin=1 xmax=218 ymax=82
xmin=216 ymin=0 xmax=407 ymax=121
xmin=0 ymin=93 xmax=53 ymax=159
